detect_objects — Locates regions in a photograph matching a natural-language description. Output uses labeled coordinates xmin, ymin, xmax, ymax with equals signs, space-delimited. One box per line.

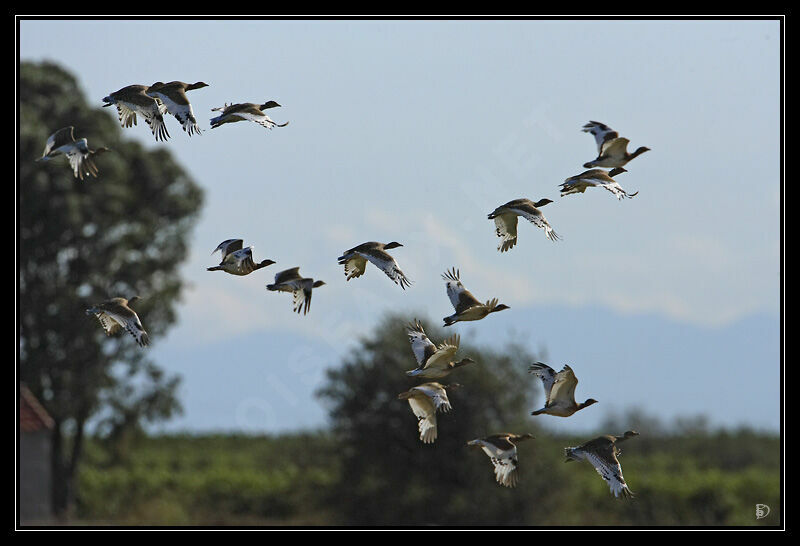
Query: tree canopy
xmin=18 ymin=60 xmax=204 ymax=514
xmin=316 ymin=313 xmax=562 ymax=524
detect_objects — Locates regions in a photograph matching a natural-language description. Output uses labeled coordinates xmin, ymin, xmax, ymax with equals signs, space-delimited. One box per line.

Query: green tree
xmin=317 ymin=313 xmax=563 ymax=525
xmin=18 ymin=61 xmax=204 ymax=517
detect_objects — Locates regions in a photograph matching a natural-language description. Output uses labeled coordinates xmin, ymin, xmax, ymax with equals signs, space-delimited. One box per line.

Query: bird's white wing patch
xmin=528 ymin=362 xmax=558 ymax=403
xmin=407 ymin=397 xmax=438 ymax=444
xmin=407 ymin=395 xmax=433 ymax=420
xmin=482 ymin=445 xmax=519 ymax=488
xmin=583 ymin=121 xmax=619 ymax=155
xmin=291 ymin=285 xmax=311 ymax=315
xmin=136 ymin=102 xmax=170 ymax=142
xmin=414 ymin=385 xmax=452 ymax=413
xmin=93 ymin=312 xmax=122 ymax=336
xmin=408 ymin=328 xmax=436 ymax=366
xmin=114 ymin=101 xmax=140 ymax=127
xmin=213 ymin=239 xmax=244 ymax=262
xmin=599 ymin=180 xmax=637 ymax=200
xmin=493 ymin=213 xmax=518 ymax=252
xmin=114 ymin=102 xmax=139 ymax=128
xmin=512 ymin=207 xmax=560 ymax=242
xmin=152 ymin=93 xmax=201 ymax=135
xmin=445 ymin=278 xmax=468 ymax=311
xmin=585 ymin=451 xmax=631 ymax=498
xmin=65 ymin=150 xmax=88 ymax=180
xmin=233 ymin=111 xmax=279 ymax=129
xmin=102 ymin=309 xmax=149 ymax=347
xmin=561 ymin=174 xmax=635 ymax=200
xmin=359 ymin=251 xmax=411 ymax=289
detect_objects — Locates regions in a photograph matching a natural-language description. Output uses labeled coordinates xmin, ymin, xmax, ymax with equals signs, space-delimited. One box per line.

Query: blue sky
xmin=18 ymin=18 xmax=782 ymax=433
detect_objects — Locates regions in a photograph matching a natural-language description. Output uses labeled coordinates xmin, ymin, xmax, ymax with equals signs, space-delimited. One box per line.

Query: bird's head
xmin=312 ymin=280 xmax=326 ymax=288
xmin=534 ymin=198 xmax=554 ymax=208
xmin=455 ymin=357 xmax=476 ymax=368
xmin=260 ymin=101 xmax=281 ymax=110
xmin=384 ymin=241 xmax=404 ymax=250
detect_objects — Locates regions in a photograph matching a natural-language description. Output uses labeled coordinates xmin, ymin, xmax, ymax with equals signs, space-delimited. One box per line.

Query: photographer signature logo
xmin=755 ymin=504 xmax=770 ymax=519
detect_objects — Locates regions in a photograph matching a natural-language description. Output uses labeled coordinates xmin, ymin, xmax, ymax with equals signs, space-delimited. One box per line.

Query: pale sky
xmin=18 ymin=18 xmax=782 ymax=433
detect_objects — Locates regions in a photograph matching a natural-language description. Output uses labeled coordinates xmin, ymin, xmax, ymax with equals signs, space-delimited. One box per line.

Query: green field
xmin=76 ymin=429 xmax=780 ymax=526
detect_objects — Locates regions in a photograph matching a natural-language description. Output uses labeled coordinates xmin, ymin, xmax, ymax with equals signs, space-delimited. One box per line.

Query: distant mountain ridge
xmin=148 ymin=305 xmax=780 ymax=434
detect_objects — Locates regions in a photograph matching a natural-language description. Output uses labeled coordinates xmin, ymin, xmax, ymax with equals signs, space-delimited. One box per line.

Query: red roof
xmin=20 ymin=384 xmax=54 ymax=432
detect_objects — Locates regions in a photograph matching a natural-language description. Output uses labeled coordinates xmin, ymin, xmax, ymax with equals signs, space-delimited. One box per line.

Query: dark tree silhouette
xmin=18 ymin=61 xmax=204 ymax=517
xmin=316 ymin=313 xmax=570 ymax=525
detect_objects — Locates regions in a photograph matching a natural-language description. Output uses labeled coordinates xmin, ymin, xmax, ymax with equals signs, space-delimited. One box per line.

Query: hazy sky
xmin=18 ymin=18 xmax=782 ymax=433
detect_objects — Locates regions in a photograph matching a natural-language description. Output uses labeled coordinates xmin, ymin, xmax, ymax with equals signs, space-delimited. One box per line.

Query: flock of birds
xmin=37 ymin=80 xmax=651 ymax=499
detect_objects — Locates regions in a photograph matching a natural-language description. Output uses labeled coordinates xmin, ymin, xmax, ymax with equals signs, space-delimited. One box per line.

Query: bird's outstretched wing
xmin=585 ymin=448 xmax=633 ymax=499
xmin=407 ymin=320 xmax=437 ymax=366
xmin=582 ymin=121 xmax=619 ymax=155
xmin=528 ymin=362 xmax=558 ymax=404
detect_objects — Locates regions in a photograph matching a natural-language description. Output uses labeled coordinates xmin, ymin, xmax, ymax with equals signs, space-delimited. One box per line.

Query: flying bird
xmin=102 ymin=84 xmax=170 ymax=142
xmin=467 ymin=433 xmax=535 ymax=488
xmin=405 ymin=319 xmax=474 ymax=379
xmin=441 ymin=267 xmax=509 ymax=326
xmin=582 ymin=120 xmax=619 ymax=155
xmin=582 ymin=121 xmax=650 ymax=169
xmin=397 ymin=382 xmax=459 ymax=444
xmin=86 ymin=296 xmax=149 ymax=347
xmin=210 ymin=101 xmax=289 ymax=130
xmin=337 ymin=241 xmax=412 ymax=290
xmin=36 ymin=126 xmax=109 ymax=180
xmin=564 ymin=430 xmax=639 ymax=498
xmin=266 ymin=267 xmax=325 ymax=315
xmin=207 ymin=239 xmax=275 ymax=276
xmin=559 ymin=168 xmax=638 ymax=200
xmin=488 ymin=198 xmax=560 ymax=251
xmin=528 ymin=362 xmax=598 ymax=417
xmin=146 ymin=81 xmax=209 ymax=136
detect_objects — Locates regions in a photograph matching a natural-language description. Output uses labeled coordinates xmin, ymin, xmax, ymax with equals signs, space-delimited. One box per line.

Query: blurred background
xmin=17 ymin=18 xmax=781 ymax=526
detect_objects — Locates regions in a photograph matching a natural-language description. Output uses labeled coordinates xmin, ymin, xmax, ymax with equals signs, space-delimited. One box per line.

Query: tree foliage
xmin=316 ymin=313 xmax=557 ymax=525
xmin=18 ymin=61 xmax=204 ymax=514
